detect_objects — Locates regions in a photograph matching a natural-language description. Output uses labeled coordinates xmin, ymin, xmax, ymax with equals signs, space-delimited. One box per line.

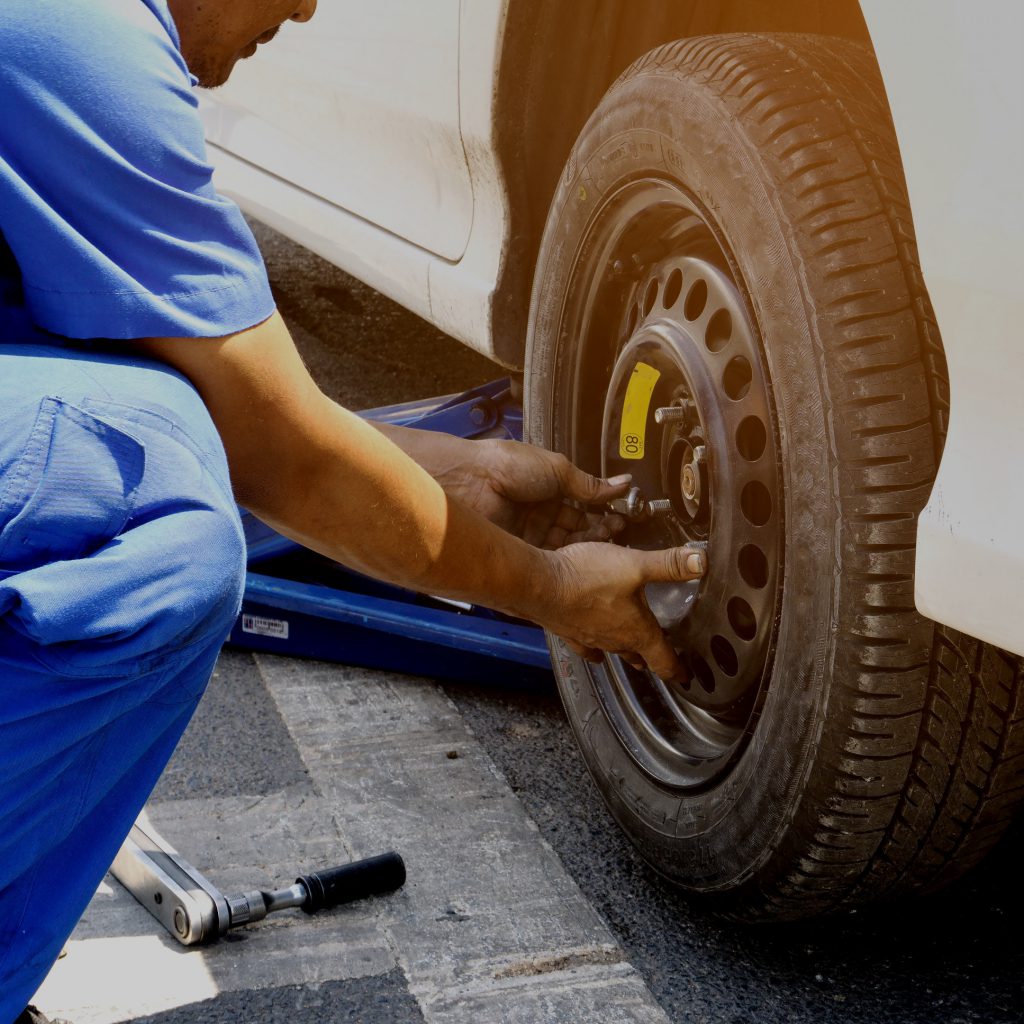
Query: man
xmin=0 ymin=1 xmax=706 ymax=1019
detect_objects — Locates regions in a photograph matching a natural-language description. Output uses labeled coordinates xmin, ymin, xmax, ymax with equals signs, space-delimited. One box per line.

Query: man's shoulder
xmin=0 ymin=0 xmax=175 ymax=43
xmin=0 ymin=0 xmax=200 ymax=166
xmin=0 ymin=0 xmax=189 ymax=97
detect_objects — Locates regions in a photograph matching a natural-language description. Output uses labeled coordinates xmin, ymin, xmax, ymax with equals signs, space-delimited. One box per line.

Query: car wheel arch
xmin=487 ymin=0 xmax=874 ymax=368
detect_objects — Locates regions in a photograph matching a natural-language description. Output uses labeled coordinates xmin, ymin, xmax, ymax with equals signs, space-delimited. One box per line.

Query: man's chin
xmin=194 ymin=58 xmax=238 ymax=90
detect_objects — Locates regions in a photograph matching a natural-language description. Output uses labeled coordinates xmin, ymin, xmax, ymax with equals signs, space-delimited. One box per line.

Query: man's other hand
xmin=543 ymin=541 xmax=706 ymax=683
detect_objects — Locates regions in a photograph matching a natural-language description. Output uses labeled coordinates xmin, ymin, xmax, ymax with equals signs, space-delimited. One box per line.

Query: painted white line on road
xmin=257 ymin=656 xmax=670 ymax=1024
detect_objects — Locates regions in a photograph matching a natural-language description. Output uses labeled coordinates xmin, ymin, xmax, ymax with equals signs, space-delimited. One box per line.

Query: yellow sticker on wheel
xmin=619 ymin=361 xmax=661 ymax=460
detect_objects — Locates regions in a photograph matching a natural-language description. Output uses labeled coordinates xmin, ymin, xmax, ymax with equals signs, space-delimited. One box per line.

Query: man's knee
xmin=0 ymin=368 xmax=248 ymax=671
xmin=0 ymin=458 xmax=246 ymax=676
xmin=167 ymin=499 xmax=247 ymax=643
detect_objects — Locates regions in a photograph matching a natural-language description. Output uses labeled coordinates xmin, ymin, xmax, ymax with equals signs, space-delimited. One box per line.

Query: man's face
xmin=167 ymin=0 xmax=317 ymax=88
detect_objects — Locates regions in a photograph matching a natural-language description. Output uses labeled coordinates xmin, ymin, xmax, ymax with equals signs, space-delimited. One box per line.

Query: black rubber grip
xmin=298 ymin=852 xmax=406 ymax=913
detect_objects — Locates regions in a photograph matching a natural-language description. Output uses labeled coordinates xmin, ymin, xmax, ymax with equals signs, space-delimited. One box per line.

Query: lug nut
xmin=607 ymin=487 xmax=676 ymax=519
xmin=608 ymin=486 xmax=647 ymax=519
xmin=681 ymin=464 xmax=699 ymax=501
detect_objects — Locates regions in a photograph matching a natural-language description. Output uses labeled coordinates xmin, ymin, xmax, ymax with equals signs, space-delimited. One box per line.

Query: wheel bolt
xmin=654 ymin=402 xmax=694 ymax=425
xmin=646 ymin=499 xmax=673 ymax=516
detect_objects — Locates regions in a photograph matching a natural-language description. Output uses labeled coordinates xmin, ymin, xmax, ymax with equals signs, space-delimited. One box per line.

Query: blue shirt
xmin=0 ymin=0 xmax=275 ymax=344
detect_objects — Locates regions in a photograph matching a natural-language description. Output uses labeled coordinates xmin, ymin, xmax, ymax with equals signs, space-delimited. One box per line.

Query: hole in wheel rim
xmin=727 ymin=597 xmax=757 ymax=641
xmin=736 ymin=416 xmax=767 ymax=460
xmin=723 ymin=356 xmax=752 ymax=400
xmin=705 ymin=309 xmax=732 ymax=352
xmin=738 ymin=544 xmax=769 ymax=589
xmin=684 ymin=279 xmax=708 ymax=320
xmin=741 ymin=480 xmax=773 ymax=526
xmin=710 ymin=635 xmax=739 ymax=677
xmin=691 ymin=653 xmax=715 ymax=693
xmin=663 ymin=268 xmax=683 ymax=309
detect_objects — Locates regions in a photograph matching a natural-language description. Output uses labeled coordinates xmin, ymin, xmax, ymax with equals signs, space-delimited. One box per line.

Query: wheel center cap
xmin=681 ymin=463 xmax=698 ymax=500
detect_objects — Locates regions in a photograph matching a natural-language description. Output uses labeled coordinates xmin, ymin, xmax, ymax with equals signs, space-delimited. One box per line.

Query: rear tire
xmin=525 ymin=33 xmax=1024 ymax=920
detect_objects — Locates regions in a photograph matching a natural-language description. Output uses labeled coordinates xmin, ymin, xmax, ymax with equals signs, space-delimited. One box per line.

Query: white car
xmin=198 ymin=0 xmax=1024 ymax=921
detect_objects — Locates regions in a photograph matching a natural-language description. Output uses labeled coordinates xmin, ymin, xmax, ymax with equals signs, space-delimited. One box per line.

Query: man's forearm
xmin=136 ymin=312 xmax=704 ymax=679
xmin=257 ymin=400 xmax=556 ymax=617
xmin=137 ymin=314 xmax=558 ymax=619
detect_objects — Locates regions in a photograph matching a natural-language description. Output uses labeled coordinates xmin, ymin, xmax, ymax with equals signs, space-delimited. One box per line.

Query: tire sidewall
xmin=525 ymin=68 xmax=842 ymax=890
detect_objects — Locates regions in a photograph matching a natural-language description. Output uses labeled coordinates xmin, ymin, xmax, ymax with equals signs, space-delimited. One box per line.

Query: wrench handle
xmin=298 ymin=851 xmax=406 ymax=913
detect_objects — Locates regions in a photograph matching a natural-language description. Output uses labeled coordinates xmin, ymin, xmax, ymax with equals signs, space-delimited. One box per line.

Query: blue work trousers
xmin=0 ymin=343 xmax=246 ymax=1021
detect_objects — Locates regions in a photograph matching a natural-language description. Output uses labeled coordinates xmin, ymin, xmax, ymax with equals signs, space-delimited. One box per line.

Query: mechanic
xmin=0 ymin=1 xmax=706 ymax=1020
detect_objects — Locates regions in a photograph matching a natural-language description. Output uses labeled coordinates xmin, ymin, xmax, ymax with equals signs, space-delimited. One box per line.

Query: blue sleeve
xmin=0 ymin=0 xmax=275 ymax=341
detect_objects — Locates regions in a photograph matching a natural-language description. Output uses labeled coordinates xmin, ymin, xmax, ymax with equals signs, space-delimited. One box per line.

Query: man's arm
xmin=137 ymin=312 xmax=704 ymax=680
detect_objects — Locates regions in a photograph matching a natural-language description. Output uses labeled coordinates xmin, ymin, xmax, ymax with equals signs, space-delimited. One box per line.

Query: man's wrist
xmin=500 ymin=541 xmax=561 ymax=626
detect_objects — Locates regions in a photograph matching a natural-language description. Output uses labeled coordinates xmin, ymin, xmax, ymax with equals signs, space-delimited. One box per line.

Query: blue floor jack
xmin=226 ymin=378 xmax=554 ymax=689
xmin=111 ymin=381 xmax=550 ymax=948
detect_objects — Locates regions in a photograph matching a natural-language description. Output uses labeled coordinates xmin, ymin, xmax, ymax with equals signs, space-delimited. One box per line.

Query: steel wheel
xmin=553 ymin=181 xmax=781 ymax=788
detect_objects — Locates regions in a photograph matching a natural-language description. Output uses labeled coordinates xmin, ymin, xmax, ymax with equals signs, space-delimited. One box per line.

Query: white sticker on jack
xmin=241 ymin=614 xmax=289 ymax=639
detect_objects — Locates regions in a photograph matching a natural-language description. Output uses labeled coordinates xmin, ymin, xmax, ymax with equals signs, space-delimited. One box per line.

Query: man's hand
xmin=442 ymin=439 xmax=630 ymax=549
xmin=373 ymin=426 xmax=629 ymax=549
xmin=542 ymin=541 xmax=706 ymax=681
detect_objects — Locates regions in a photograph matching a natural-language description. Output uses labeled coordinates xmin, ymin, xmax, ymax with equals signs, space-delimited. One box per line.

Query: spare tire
xmin=524 ymin=32 xmax=1024 ymax=920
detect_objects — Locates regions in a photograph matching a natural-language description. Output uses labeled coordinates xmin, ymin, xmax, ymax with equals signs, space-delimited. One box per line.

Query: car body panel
xmin=201 ymin=0 xmax=510 ymax=357
xmin=197 ymin=0 xmax=473 ymax=261
xmin=861 ymin=0 xmax=1024 ymax=655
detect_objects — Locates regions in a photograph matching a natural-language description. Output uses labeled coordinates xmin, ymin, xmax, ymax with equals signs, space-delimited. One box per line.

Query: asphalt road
xmin=250 ymin=219 xmax=1024 ymax=1024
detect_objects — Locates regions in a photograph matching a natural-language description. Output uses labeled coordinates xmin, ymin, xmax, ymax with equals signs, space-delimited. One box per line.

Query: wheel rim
xmin=552 ymin=178 xmax=784 ymax=789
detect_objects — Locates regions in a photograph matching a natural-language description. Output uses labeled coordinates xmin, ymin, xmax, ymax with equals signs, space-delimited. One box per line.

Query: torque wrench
xmin=112 ymin=815 xmax=405 ymax=946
